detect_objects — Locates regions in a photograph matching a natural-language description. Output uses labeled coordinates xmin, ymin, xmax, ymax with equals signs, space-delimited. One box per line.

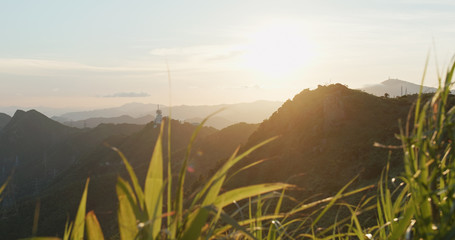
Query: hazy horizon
xmin=1 ymin=1 xmax=454 ymax=110
xmin=0 ymin=99 xmax=285 ymax=117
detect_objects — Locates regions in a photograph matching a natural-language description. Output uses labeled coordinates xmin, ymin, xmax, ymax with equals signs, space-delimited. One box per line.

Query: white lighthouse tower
xmin=154 ymin=105 xmax=162 ymax=128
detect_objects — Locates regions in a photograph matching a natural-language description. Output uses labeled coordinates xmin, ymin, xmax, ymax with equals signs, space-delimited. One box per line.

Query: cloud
xmin=102 ymin=92 xmax=150 ymax=98
xmin=222 ymin=84 xmax=262 ymax=90
xmin=150 ymin=45 xmax=246 ymax=61
xmin=0 ymin=58 xmax=165 ymax=76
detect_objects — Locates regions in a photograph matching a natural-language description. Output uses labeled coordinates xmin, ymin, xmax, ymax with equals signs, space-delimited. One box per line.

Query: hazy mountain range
xmin=61 ymin=114 xmax=155 ymax=128
xmin=359 ymin=78 xmax=438 ymax=97
xmin=0 ymin=79 xmax=440 ymax=131
xmin=54 ymin=100 xmax=283 ymax=121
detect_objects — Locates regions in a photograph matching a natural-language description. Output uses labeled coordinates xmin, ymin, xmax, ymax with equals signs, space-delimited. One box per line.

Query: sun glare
xmin=242 ymin=23 xmax=315 ymax=77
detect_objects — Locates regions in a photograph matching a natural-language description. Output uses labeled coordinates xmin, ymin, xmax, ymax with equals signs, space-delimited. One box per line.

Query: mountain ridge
xmin=359 ymin=78 xmax=438 ymax=97
xmin=0 ymin=112 xmax=11 ymax=130
xmin=53 ymin=101 xmax=283 ymax=124
xmin=228 ymin=84 xmax=413 ymax=199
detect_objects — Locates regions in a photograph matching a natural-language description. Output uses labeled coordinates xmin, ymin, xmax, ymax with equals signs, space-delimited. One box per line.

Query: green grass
xmin=9 ymin=56 xmax=455 ymax=239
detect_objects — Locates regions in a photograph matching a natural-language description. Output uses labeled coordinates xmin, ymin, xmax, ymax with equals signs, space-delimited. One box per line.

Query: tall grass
xmin=375 ymin=57 xmax=455 ymax=239
xmin=19 ymin=56 xmax=455 ymax=239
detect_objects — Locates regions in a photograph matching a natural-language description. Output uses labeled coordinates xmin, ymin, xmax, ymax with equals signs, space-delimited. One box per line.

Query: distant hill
xmin=184 ymin=116 xmax=235 ymax=129
xmin=360 ymin=78 xmax=437 ymax=97
xmin=0 ymin=106 xmax=80 ymax=117
xmin=60 ymin=114 xmax=154 ymax=128
xmin=0 ymin=113 xmax=11 ymax=129
xmin=54 ymin=101 xmax=283 ymax=128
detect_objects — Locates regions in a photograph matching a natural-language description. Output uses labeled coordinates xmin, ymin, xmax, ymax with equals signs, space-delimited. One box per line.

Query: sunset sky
xmin=1 ymin=0 xmax=454 ymax=113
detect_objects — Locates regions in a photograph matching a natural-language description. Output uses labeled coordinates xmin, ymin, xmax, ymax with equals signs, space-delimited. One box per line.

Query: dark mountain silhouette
xmin=61 ymin=114 xmax=154 ymax=128
xmin=0 ymin=114 xmax=262 ymax=238
xmin=0 ymin=110 xmax=82 ymax=209
xmin=0 ymin=118 xmax=211 ymax=238
xmin=0 ymin=113 xmax=11 ymax=129
xmin=0 ymin=110 xmax=146 ymax=236
xmin=360 ymin=78 xmax=437 ymax=97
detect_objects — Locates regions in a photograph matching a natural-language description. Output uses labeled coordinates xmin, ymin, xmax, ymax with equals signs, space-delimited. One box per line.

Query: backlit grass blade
xmin=202 ymin=137 xmax=278 ymax=207
xmin=288 ymin=181 xmax=373 ymax=216
xmin=117 ymin=179 xmax=138 ymax=240
xmin=175 ymin=109 xmax=225 ymax=225
xmin=310 ymin=177 xmax=358 ymax=228
xmin=86 ymin=211 xmax=104 ymax=240
xmin=211 ymin=206 xmax=257 ymax=240
xmin=144 ymin=123 xmax=164 ymax=238
xmin=112 ymin=147 xmax=145 ymax=211
xmin=18 ymin=238 xmax=61 ymax=240
xmin=63 ymin=220 xmax=72 ymax=240
xmin=0 ymin=176 xmax=10 ymax=202
xmin=191 ymin=147 xmax=239 ymax=208
xmin=345 ymin=205 xmax=365 ymax=240
xmin=32 ymin=200 xmax=40 ymax=236
xmin=388 ymin=201 xmax=415 ymax=240
xmin=116 ymin=177 xmax=145 ymax=221
xmin=181 ymin=207 xmax=210 ymax=240
xmin=70 ymin=178 xmax=89 ymax=240
xmin=414 ymin=52 xmax=430 ymax=126
xmin=213 ymin=214 xmax=285 ymax=237
xmin=213 ymin=183 xmax=293 ymax=209
xmin=166 ymin=63 xmax=174 ymax=237
xmin=226 ymin=159 xmax=267 ymax=183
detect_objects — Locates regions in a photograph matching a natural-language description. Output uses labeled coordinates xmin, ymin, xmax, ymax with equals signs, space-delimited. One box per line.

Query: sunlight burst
xmin=242 ymin=23 xmax=315 ymax=77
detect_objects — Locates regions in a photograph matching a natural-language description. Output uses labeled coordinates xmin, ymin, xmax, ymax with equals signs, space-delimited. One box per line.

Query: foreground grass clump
xmin=16 ymin=57 xmax=455 ymax=239
xmin=373 ymin=59 xmax=455 ymax=240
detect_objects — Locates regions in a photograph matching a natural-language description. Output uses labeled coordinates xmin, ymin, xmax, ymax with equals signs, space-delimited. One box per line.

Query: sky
xmin=1 ymin=0 xmax=455 ymax=113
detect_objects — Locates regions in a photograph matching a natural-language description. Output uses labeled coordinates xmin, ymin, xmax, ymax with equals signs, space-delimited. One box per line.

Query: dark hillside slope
xmin=0 ymin=110 xmax=144 ymax=202
xmin=0 ymin=112 xmax=10 ymax=129
xmin=0 ymin=112 xmax=145 ymax=238
xmin=232 ymin=84 xmax=412 ymax=197
xmin=0 ymin=110 xmax=81 ymax=199
xmin=4 ymin=119 xmax=218 ymax=238
xmin=175 ymin=122 xmax=260 ymax=187
xmin=13 ymin=120 xmax=260 ymax=238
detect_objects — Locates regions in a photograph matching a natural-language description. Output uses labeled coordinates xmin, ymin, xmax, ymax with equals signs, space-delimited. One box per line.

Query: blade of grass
xmin=414 ymin=51 xmax=430 ymax=126
xmin=175 ymin=109 xmax=225 ymax=225
xmin=144 ymin=123 xmax=164 ymax=238
xmin=86 ymin=211 xmax=105 ymax=240
xmin=63 ymin=220 xmax=72 ymax=240
xmin=200 ymin=137 xmax=278 ymax=208
xmin=70 ymin=178 xmax=89 ymax=240
xmin=166 ymin=62 xmax=174 ymax=237
xmin=32 ymin=199 xmax=40 ymax=236
xmin=213 ymin=183 xmax=293 ymax=209
xmin=0 ymin=175 xmax=11 ymax=202
xmin=117 ymin=178 xmax=139 ymax=240
xmin=112 ymin=147 xmax=145 ymax=212
xmin=180 ymin=206 xmax=210 ymax=240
